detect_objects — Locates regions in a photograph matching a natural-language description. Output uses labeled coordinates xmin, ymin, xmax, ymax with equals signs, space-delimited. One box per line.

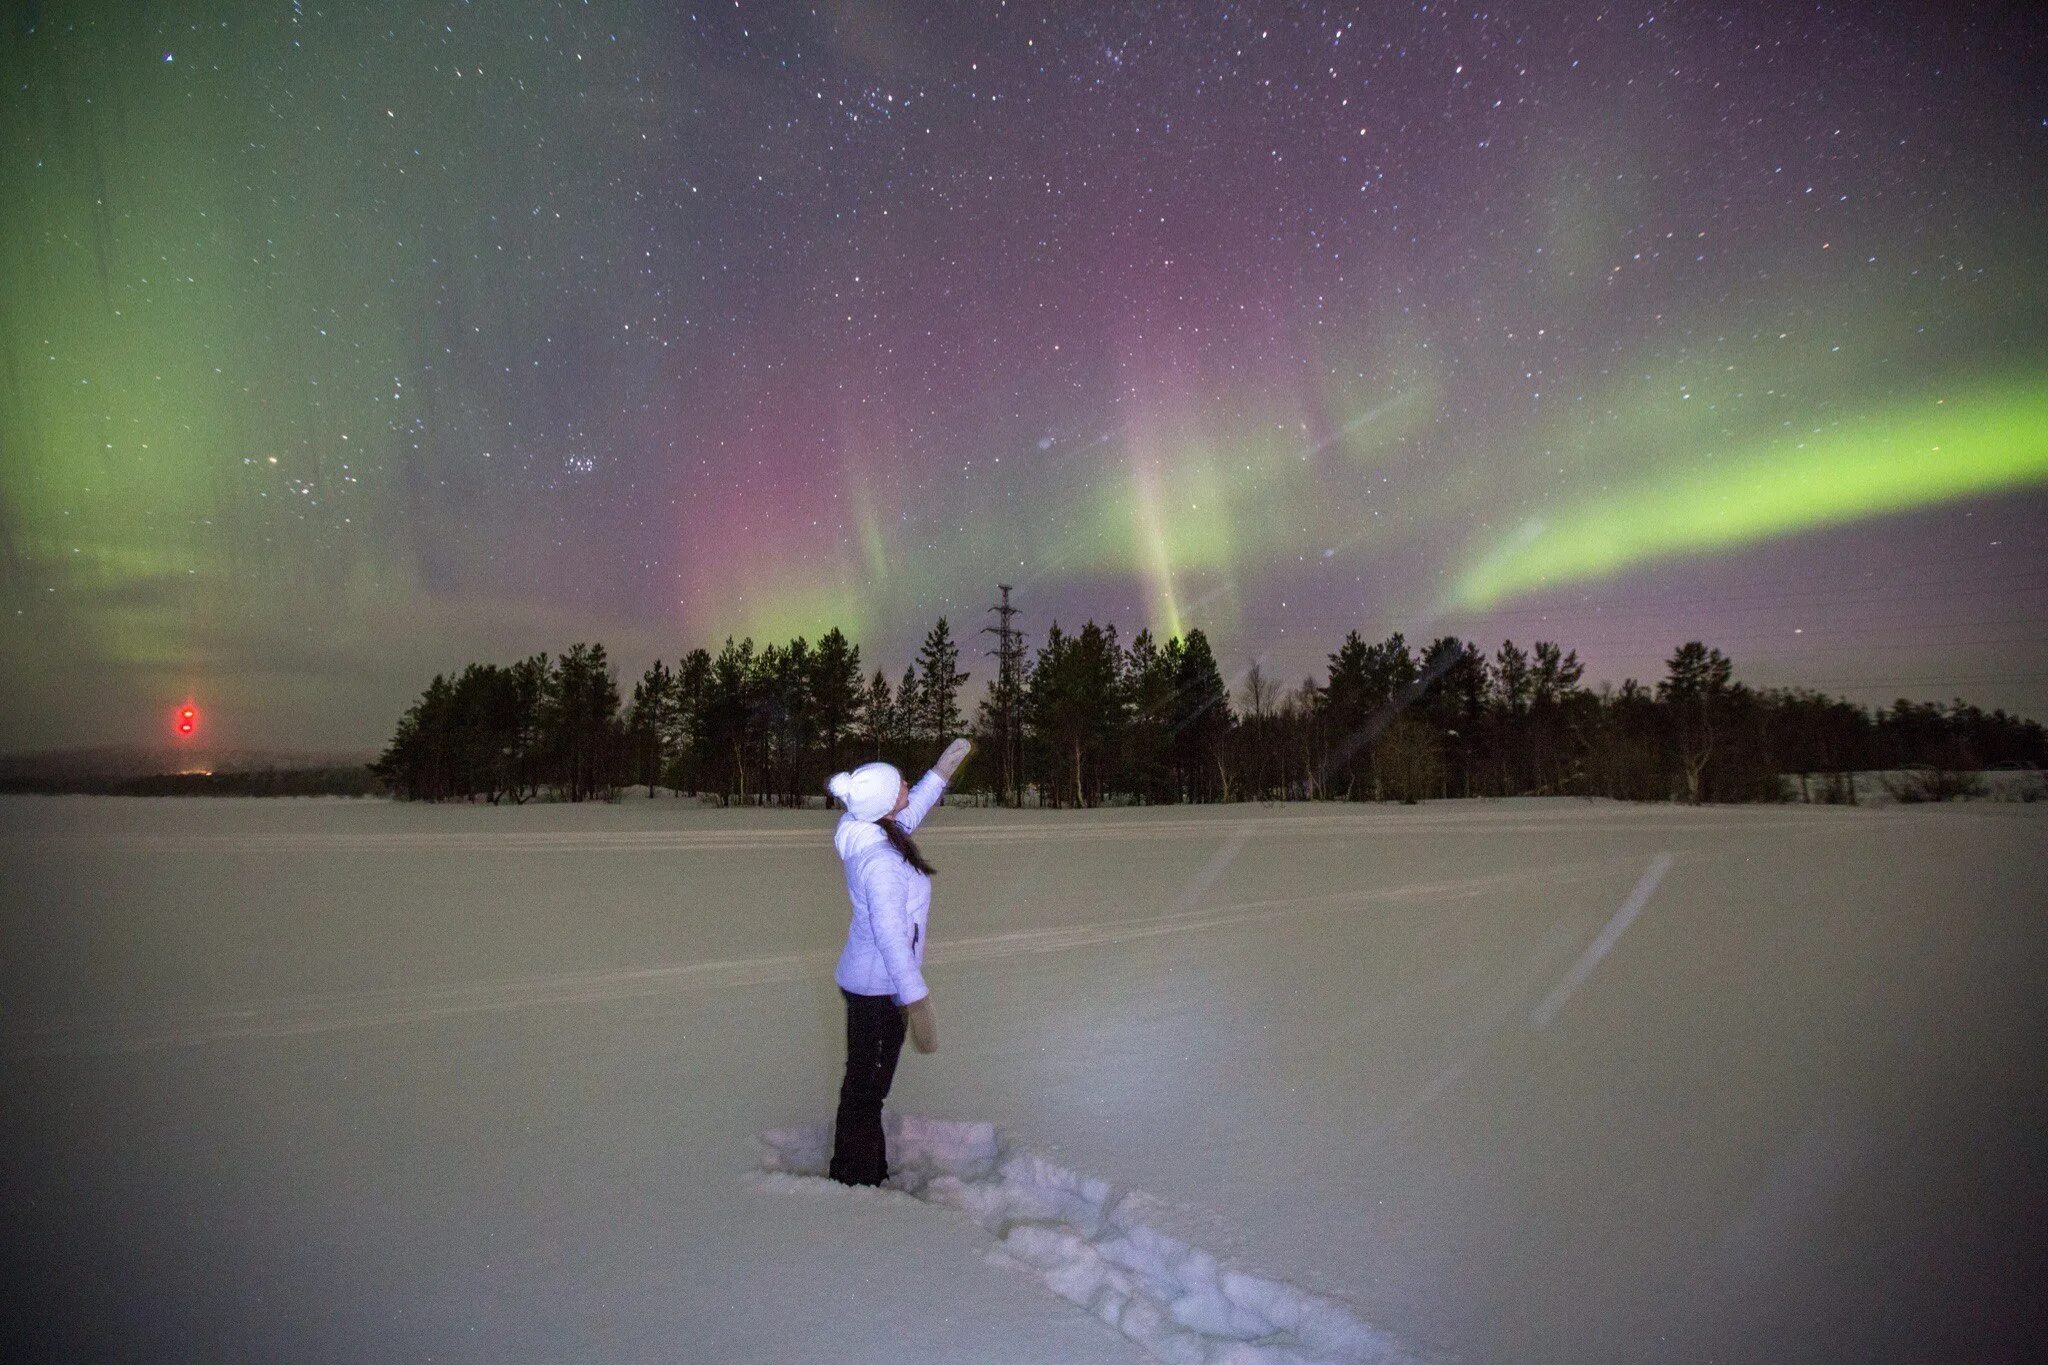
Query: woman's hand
xmin=904 ymin=997 xmax=938 ymax=1054
xmin=934 ymin=737 xmax=973 ymax=781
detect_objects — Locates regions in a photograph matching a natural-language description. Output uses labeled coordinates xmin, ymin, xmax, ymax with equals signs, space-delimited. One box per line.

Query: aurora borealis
xmin=2 ymin=2 xmax=2044 ymax=751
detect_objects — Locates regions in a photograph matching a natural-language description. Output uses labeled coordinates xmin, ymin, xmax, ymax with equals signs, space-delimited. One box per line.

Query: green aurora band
xmin=1451 ymin=378 xmax=2048 ymax=609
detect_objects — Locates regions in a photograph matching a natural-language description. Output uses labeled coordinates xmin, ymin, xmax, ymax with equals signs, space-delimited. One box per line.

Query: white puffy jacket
xmin=833 ymin=768 xmax=948 ymax=1004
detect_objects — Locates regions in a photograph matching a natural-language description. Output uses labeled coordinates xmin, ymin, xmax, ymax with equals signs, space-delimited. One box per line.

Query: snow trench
xmin=756 ymin=1114 xmax=1427 ymax=1365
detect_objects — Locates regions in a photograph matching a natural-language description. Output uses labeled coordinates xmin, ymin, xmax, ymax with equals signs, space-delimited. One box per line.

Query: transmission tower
xmin=982 ymin=584 xmax=1028 ymax=807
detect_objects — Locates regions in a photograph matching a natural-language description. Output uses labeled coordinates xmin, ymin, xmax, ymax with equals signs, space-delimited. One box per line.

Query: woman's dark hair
xmin=877 ymin=817 xmax=936 ymax=876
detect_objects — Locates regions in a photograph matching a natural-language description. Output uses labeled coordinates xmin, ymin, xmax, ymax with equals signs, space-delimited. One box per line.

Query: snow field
xmin=3 ymin=847 xmax=1639 ymax=1060
xmin=4 ymin=794 xmax=2044 ymax=1362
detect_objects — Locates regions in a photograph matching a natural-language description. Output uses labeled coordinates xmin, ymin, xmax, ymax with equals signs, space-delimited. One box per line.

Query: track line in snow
xmin=4 ymin=857 xmax=1643 ymax=1058
xmin=756 ymin=1114 xmax=1430 ymax=1365
xmin=1347 ymin=856 xmax=1676 ymax=1154
xmin=929 ymin=856 xmax=1630 ymax=971
xmin=1530 ymin=853 xmax=1674 ymax=1029
xmin=7 ymin=807 xmax=1830 ymax=856
xmin=1357 ymin=914 xmax=1585 ymax=1153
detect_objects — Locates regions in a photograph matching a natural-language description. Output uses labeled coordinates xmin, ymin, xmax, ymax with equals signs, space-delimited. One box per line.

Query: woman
xmin=824 ymin=737 xmax=971 ymax=1186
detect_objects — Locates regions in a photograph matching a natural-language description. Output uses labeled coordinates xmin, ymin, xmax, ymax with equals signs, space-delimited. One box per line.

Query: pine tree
xmin=1362 ymin=633 xmax=1417 ymax=708
xmin=915 ymin=618 xmax=971 ymax=765
xmin=627 ymin=660 xmax=677 ymax=797
xmin=896 ymin=665 xmax=920 ymax=759
xmin=1122 ymin=629 xmax=1177 ymax=802
xmin=1494 ymin=640 xmax=1532 ymax=714
xmin=1170 ymin=629 xmax=1234 ymax=802
xmin=810 ymin=627 xmax=863 ymax=775
xmin=1492 ymin=640 xmax=1533 ymax=793
xmin=1524 ymin=641 xmax=1586 ymax=794
xmin=1530 ymin=641 xmax=1585 ymax=706
xmin=669 ymin=649 xmax=712 ymax=793
xmin=1236 ymin=661 xmax=1277 ymax=800
xmin=501 ymin=654 xmax=549 ymax=802
xmin=703 ymin=638 xmax=757 ymax=804
xmin=1320 ymin=631 xmax=1373 ymax=799
xmin=1418 ymin=637 xmax=1487 ymax=797
xmin=548 ymin=643 xmax=623 ymax=801
xmin=1659 ymin=641 xmax=1733 ymax=802
xmin=1024 ymin=620 xmax=1123 ymax=807
xmin=759 ymin=637 xmax=816 ymax=806
xmin=1022 ymin=622 xmax=1069 ymax=807
xmin=858 ymin=669 xmax=894 ymax=762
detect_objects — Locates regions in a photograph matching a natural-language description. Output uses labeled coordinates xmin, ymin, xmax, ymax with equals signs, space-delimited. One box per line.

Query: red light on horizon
xmin=175 ymin=703 xmax=199 ymax=738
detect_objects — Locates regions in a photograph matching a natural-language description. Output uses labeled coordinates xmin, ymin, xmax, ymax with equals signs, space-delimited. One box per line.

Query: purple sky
xmin=2 ymin=1 xmax=2043 ymax=752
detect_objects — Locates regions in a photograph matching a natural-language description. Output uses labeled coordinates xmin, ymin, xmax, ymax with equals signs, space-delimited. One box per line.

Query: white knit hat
xmin=828 ymin=761 xmax=902 ymax=821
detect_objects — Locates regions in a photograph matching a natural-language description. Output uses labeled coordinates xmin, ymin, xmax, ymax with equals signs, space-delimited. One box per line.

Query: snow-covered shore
xmin=3 ymin=795 xmax=2042 ymax=1362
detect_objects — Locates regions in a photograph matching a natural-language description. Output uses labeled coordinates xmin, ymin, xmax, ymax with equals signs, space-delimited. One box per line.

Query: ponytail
xmin=877 ymin=816 xmax=936 ymax=876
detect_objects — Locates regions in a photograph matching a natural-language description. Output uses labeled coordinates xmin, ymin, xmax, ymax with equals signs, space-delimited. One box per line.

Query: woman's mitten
xmin=935 ymin=738 xmax=973 ymax=780
xmin=904 ymin=997 xmax=938 ymax=1053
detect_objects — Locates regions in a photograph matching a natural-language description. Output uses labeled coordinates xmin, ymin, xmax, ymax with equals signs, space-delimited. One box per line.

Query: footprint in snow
xmin=756 ymin=1113 xmax=1429 ymax=1365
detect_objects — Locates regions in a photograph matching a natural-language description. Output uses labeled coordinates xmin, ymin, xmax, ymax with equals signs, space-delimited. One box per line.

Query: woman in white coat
xmin=824 ymin=738 xmax=971 ymax=1186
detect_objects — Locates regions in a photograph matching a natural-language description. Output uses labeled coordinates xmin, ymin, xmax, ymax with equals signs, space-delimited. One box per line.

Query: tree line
xmin=371 ymin=614 xmax=2046 ymax=806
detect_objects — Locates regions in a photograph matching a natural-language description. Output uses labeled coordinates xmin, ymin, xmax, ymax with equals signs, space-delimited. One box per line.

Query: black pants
xmin=829 ymin=988 xmax=906 ymax=1186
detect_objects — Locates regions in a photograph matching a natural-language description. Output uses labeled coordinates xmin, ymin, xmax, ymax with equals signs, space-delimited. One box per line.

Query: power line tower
xmin=982 ymin=584 xmax=1027 ymax=807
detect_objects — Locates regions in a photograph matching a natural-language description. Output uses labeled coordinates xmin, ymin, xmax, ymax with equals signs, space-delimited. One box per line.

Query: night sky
xmin=3 ymin=1 xmax=2044 ymax=753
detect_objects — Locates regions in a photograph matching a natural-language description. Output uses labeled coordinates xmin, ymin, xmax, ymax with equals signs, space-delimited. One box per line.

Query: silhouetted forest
xmin=370 ymin=614 xmax=2046 ymax=806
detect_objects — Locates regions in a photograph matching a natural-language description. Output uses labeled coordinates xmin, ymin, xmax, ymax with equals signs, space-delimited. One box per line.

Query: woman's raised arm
xmin=898 ymin=737 xmax=971 ymax=833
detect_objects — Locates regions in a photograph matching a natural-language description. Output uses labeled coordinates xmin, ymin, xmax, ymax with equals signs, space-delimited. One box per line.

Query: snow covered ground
xmin=2 ymin=793 xmax=2043 ymax=1362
